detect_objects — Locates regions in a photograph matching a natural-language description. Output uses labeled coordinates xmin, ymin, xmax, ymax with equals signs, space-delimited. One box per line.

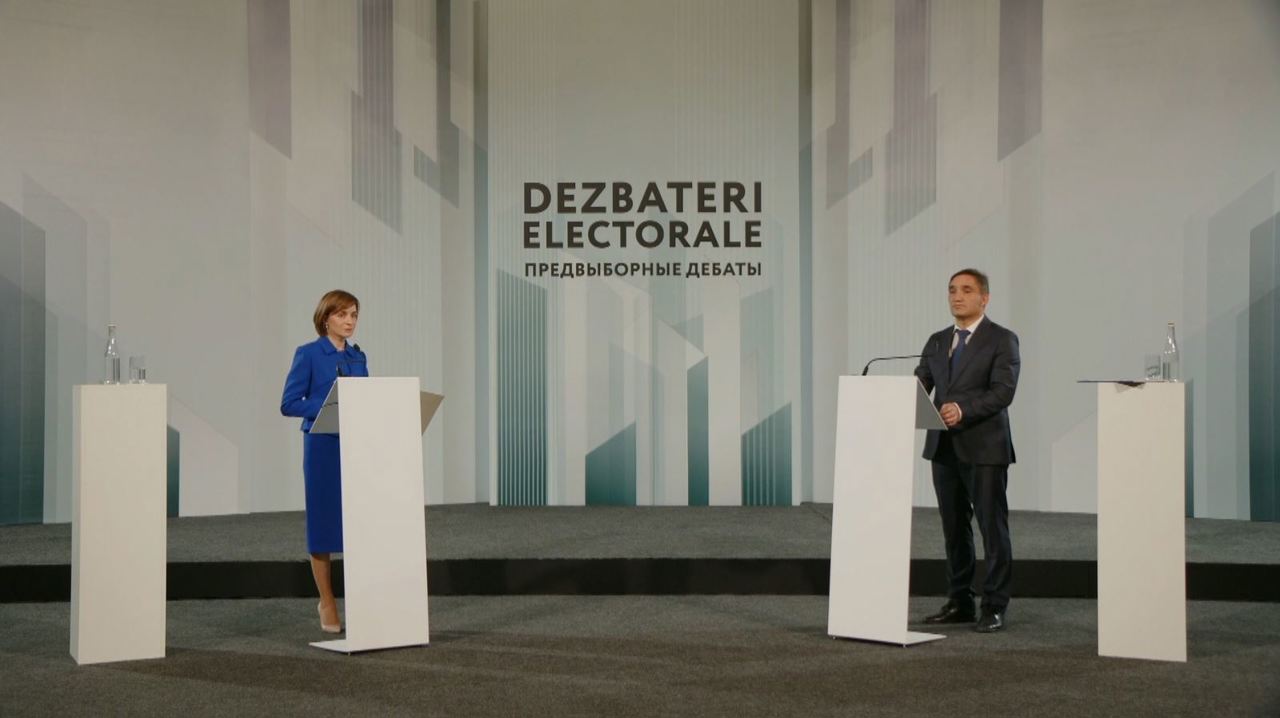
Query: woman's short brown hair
xmin=313 ymin=290 xmax=360 ymax=336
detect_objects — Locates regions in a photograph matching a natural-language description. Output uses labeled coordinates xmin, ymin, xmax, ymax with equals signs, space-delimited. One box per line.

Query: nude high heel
xmin=317 ymin=602 xmax=342 ymax=634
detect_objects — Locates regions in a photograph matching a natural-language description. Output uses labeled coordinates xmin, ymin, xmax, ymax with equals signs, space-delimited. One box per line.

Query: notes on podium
xmin=828 ymin=375 xmax=945 ymax=646
xmin=308 ymin=377 xmax=443 ymax=653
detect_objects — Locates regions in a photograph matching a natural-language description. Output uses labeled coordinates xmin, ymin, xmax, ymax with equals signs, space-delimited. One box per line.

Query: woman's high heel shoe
xmin=317 ymin=602 xmax=342 ymax=634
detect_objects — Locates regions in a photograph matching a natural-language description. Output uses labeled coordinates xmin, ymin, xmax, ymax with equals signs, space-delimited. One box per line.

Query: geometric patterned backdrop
xmin=2 ymin=0 xmax=1280 ymax=523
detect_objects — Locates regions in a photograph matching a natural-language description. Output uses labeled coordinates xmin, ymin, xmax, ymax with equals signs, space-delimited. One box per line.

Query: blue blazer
xmin=281 ymin=336 xmax=369 ymax=432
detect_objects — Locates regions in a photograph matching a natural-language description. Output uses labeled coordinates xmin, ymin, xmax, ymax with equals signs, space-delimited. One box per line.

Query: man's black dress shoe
xmin=923 ymin=600 xmax=977 ymax=624
xmin=974 ymin=608 xmax=1005 ymax=633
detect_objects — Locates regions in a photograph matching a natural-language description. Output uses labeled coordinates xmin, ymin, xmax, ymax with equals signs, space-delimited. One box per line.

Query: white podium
xmin=71 ymin=384 xmax=167 ymax=665
xmin=828 ymin=375 xmax=946 ymax=645
xmin=1095 ymin=381 xmax=1187 ymax=662
xmin=309 ymin=377 xmax=443 ymax=653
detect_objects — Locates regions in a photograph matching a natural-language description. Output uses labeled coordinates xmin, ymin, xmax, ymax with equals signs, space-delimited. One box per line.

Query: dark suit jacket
xmin=914 ymin=318 xmax=1020 ymax=465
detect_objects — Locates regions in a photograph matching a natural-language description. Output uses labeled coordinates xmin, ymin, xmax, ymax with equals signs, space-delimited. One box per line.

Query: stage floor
xmin=3 ymin=504 xmax=1279 ymax=565
xmin=3 ymin=596 xmax=1279 ymax=716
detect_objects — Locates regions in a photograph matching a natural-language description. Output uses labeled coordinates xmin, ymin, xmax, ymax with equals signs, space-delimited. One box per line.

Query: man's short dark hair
xmin=950 ymin=268 xmax=990 ymax=294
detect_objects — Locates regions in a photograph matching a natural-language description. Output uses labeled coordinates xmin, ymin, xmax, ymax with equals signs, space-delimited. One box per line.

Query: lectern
xmin=828 ymin=375 xmax=946 ymax=645
xmin=71 ymin=384 xmax=167 ymax=664
xmin=1094 ymin=380 xmax=1186 ymax=662
xmin=309 ymin=377 xmax=443 ymax=653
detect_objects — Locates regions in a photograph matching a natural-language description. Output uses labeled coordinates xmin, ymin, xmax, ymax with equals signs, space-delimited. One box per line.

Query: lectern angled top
xmin=915 ymin=378 xmax=945 ymax=431
xmin=309 ymin=378 xmax=444 ymax=435
xmin=418 ymin=391 xmax=444 ymax=434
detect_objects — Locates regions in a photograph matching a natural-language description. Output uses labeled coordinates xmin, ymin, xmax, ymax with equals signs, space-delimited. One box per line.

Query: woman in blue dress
xmin=280 ymin=289 xmax=368 ymax=633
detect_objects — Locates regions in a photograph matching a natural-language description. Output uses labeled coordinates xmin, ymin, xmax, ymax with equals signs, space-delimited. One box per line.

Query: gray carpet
xmin=4 ymin=504 xmax=1279 ymax=565
xmin=2 ymin=597 xmax=1278 ymax=716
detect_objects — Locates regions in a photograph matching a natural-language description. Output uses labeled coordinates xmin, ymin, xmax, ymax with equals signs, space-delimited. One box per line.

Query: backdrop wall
xmin=1 ymin=0 xmax=1278 ymax=522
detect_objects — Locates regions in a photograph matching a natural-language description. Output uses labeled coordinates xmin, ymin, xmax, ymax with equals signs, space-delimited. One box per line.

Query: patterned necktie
xmin=950 ymin=329 xmax=971 ymax=376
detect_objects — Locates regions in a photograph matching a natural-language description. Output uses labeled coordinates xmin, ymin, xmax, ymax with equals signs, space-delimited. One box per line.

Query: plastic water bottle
xmin=1161 ymin=322 xmax=1179 ymax=381
xmin=103 ymin=323 xmax=122 ymax=385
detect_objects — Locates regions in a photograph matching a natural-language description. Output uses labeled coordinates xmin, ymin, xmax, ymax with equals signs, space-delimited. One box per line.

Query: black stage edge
xmin=4 ymin=559 xmax=1280 ymax=603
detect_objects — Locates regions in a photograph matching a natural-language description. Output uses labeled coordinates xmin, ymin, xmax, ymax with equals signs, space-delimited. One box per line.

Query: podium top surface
xmin=310 ymin=378 xmax=444 ymax=435
xmin=74 ymin=383 xmax=167 ymax=390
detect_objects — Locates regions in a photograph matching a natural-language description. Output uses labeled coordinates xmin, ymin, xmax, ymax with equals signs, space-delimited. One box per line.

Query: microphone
xmin=860 ymin=354 xmax=923 ymax=376
xmin=860 ymin=338 xmax=942 ymax=376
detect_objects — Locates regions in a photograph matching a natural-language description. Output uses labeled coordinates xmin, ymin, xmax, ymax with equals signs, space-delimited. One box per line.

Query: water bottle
xmin=1161 ymin=322 xmax=1179 ymax=381
xmin=103 ymin=323 xmax=122 ymax=385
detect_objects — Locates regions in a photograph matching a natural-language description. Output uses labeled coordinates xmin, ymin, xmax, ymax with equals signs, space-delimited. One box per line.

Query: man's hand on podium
xmin=940 ymin=402 xmax=962 ymax=428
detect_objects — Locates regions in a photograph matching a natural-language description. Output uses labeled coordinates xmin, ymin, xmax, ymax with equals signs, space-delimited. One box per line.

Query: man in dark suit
xmin=914 ymin=268 xmax=1020 ymax=632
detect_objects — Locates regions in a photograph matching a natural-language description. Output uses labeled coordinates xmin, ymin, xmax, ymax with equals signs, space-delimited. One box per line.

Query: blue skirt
xmin=302 ymin=433 xmax=344 ymax=554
